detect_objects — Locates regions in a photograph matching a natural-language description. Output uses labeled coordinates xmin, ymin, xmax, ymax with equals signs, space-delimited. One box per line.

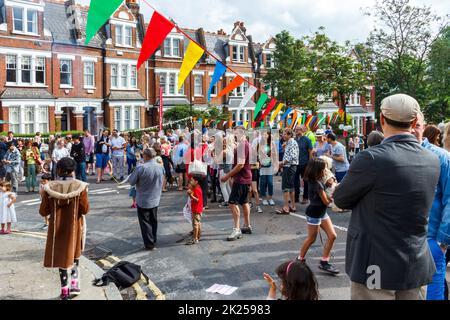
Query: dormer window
xmin=163 ymin=38 xmax=181 ymax=57
xmin=13 ymin=6 xmax=38 ymax=35
xmin=266 ymin=53 xmax=275 ymax=68
xmin=115 ymin=25 xmax=133 ymax=47
xmin=232 ymin=46 xmax=245 ymax=63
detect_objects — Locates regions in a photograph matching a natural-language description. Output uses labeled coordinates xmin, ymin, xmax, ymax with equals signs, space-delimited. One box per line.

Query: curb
xmin=11 ymin=230 xmax=123 ymax=300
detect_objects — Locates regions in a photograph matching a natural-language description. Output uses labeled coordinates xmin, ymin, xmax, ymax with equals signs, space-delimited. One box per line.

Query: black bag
xmin=92 ymin=261 xmax=146 ymax=289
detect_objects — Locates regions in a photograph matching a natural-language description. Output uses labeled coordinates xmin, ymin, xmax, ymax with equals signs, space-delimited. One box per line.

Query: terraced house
xmin=0 ymin=0 xmax=374 ymax=135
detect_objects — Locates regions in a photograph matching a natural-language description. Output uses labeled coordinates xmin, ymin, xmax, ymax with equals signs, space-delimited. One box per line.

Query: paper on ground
xmin=206 ymin=284 xmax=238 ymax=295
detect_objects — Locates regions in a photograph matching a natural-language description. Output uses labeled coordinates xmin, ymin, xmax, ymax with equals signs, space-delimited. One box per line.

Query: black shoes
xmin=319 ymin=260 xmax=340 ymax=275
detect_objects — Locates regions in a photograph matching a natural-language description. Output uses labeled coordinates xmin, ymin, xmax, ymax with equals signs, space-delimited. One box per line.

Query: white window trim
xmin=81 ymin=56 xmax=98 ymax=62
xmin=11 ymin=5 xmax=39 ymax=36
xmin=5 ymin=0 xmax=44 ymax=12
xmin=7 ymin=104 xmax=49 ymax=134
xmin=194 ymin=75 xmax=203 ymax=97
xmin=157 ymin=71 xmax=185 ymax=97
xmin=115 ymin=24 xmax=134 ymax=48
xmin=59 ymin=59 xmax=73 ymax=88
xmin=110 ymin=63 xmax=138 ymax=90
xmin=5 ymin=54 xmax=48 ymax=87
xmin=112 ymin=105 xmax=142 ymax=130
xmin=83 ymin=61 xmax=96 ymax=89
xmin=57 ymin=54 xmax=75 ymax=61
xmin=163 ymin=37 xmax=181 ymax=58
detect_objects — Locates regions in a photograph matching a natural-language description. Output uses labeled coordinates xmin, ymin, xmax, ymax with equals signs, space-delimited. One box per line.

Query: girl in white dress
xmin=0 ymin=182 xmax=17 ymax=234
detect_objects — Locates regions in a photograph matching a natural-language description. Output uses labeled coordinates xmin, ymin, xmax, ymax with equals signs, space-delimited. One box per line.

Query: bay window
xmin=169 ymin=73 xmax=176 ymax=95
xmin=21 ymin=56 xmax=31 ymax=84
xmin=24 ymin=106 xmax=35 ymax=134
xmin=133 ymin=106 xmax=140 ymax=129
xmin=114 ymin=107 xmax=121 ymax=131
xmin=124 ymin=106 xmax=131 ymax=130
xmin=8 ymin=107 xmax=20 ymax=133
xmin=130 ymin=65 xmax=137 ymax=88
xmin=111 ymin=64 xmax=118 ymax=88
xmin=121 ymin=65 xmax=128 ymax=87
xmin=6 ymin=55 xmax=17 ymax=83
xmin=35 ymin=57 xmax=45 ymax=84
xmin=38 ymin=106 xmax=48 ymax=132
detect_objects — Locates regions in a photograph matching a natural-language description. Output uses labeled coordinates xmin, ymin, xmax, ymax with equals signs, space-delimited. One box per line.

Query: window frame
xmin=133 ymin=106 xmax=140 ymax=129
xmin=8 ymin=106 xmax=20 ymax=134
xmin=163 ymin=37 xmax=181 ymax=58
xmin=60 ymin=59 xmax=72 ymax=86
xmin=12 ymin=6 xmax=39 ymax=35
xmin=111 ymin=64 xmax=118 ymax=88
xmin=124 ymin=26 xmax=132 ymax=47
xmin=120 ymin=65 xmax=128 ymax=88
xmin=114 ymin=107 xmax=121 ymax=131
xmin=130 ymin=65 xmax=137 ymax=89
xmin=6 ymin=54 xmax=17 ymax=83
xmin=24 ymin=105 xmax=35 ymax=134
xmin=21 ymin=55 xmax=31 ymax=84
xmin=115 ymin=25 xmax=123 ymax=46
xmin=35 ymin=57 xmax=45 ymax=84
xmin=84 ymin=61 xmax=95 ymax=88
xmin=194 ymin=75 xmax=203 ymax=96
xmin=124 ymin=106 xmax=131 ymax=130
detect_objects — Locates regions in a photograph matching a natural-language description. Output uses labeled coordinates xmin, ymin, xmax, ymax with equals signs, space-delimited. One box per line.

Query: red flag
xmin=159 ymin=87 xmax=163 ymax=130
xmin=218 ymin=76 xmax=245 ymax=98
xmin=138 ymin=11 xmax=174 ymax=70
xmin=258 ymin=98 xmax=278 ymax=122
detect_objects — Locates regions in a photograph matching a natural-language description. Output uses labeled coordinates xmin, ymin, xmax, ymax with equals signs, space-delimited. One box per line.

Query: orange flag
xmin=218 ymin=76 xmax=245 ymax=98
xmin=290 ymin=111 xmax=298 ymax=129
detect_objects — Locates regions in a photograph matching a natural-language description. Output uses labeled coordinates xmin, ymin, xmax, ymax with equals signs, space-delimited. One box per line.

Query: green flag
xmin=85 ymin=0 xmax=124 ymax=45
xmin=253 ymin=94 xmax=268 ymax=121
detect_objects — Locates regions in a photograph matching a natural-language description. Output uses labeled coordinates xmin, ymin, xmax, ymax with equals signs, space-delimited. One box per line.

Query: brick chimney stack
xmin=217 ymin=29 xmax=226 ymax=36
xmin=126 ymin=0 xmax=140 ymax=18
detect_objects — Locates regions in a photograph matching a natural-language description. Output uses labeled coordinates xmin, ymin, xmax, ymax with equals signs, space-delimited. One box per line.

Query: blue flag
xmin=278 ymin=108 xmax=293 ymax=123
xmin=208 ymin=62 xmax=227 ymax=101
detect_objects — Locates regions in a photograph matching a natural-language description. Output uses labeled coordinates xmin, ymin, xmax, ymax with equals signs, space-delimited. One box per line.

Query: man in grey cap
xmin=334 ymin=93 xmax=440 ymax=300
xmin=128 ymin=148 xmax=165 ymax=251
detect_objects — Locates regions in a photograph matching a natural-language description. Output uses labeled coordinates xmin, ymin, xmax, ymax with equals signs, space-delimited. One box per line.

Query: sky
xmin=77 ymin=0 xmax=449 ymax=44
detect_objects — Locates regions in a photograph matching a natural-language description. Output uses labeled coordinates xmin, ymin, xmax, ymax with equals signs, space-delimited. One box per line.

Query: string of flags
xmin=85 ymin=0 xmax=347 ymax=131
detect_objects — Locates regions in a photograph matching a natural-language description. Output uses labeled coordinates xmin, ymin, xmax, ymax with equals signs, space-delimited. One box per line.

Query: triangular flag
xmin=137 ymin=11 xmax=174 ymax=69
xmin=178 ymin=41 xmax=204 ymax=90
xmin=270 ymin=103 xmax=284 ymax=123
xmin=253 ymin=94 xmax=268 ymax=121
xmin=237 ymin=86 xmax=258 ymax=111
xmin=204 ymin=119 xmax=209 ymax=125
xmin=85 ymin=0 xmax=123 ymax=45
xmin=301 ymin=113 xmax=307 ymax=125
xmin=258 ymin=98 xmax=278 ymax=122
xmin=218 ymin=76 xmax=245 ymax=98
xmin=208 ymin=62 xmax=226 ymax=101
xmin=278 ymin=108 xmax=293 ymax=123
xmin=290 ymin=111 xmax=299 ymax=129
xmin=243 ymin=121 xmax=249 ymax=129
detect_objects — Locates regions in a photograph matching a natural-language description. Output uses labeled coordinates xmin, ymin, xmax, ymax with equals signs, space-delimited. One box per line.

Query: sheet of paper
xmin=205 ymin=284 xmax=238 ymax=295
xmin=206 ymin=284 xmax=221 ymax=293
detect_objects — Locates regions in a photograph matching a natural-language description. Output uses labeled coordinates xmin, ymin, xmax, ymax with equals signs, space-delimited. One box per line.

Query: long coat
xmin=39 ymin=179 xmax=89 ymax=269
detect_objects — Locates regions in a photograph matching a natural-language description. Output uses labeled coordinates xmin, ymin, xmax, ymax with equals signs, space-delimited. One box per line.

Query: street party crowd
xmin=1 ymin=93 xmax=449 ymax=301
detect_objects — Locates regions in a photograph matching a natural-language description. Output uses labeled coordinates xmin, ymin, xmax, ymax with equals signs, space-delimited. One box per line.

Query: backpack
xmin=92 ymin=261 xmax=146 ymax=289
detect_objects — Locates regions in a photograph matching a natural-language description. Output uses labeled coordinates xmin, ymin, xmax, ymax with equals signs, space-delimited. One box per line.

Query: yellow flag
xmin=204 ymin=119 xmax=208 ymax=125
xmin=244 ymin=121 xmax=249 ymax=129
xmin=270 ymin=103 xmax=284 ymax=123
xmin=178 ymin=41 xmax=204 ymax=90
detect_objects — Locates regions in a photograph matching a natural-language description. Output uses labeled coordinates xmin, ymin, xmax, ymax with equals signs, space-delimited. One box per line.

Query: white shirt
xmin=52 ymin=148 xmax=70 ymax=162
xmin=111 ymin=136 xmax=126 ymax=156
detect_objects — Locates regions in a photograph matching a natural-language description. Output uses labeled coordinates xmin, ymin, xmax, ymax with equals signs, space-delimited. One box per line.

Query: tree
xmin=306 ymin=30 xmax=373 ymax=118
xmin=163 ymin=105 xmax=229 ymax=124
xmin=366 ymin=0 xmax=448 ymax=117
xmin=264 ymin=31 xmax=318 ymax=111
xmin=423 ymin=26 xmax=450 ymax=123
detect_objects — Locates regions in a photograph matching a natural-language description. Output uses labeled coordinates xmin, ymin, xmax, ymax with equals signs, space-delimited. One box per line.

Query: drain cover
xmin=84 ymin=245 xmax=112 ymax=261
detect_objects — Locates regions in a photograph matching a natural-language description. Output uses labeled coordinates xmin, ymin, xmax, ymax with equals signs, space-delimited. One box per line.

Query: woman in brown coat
xmin=39 ymin=157 xmax=89 ymax=300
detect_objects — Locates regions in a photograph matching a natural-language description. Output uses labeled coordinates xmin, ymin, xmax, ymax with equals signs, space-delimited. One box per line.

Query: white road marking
xmin=92 ymin=190 xmax=116 ymax=195
xmin=25 ymin=201 xmax=41 ymax=206
xmin=289 ymin=212 xmax=348 ymax=232
xmin=89 ymin=188 xmax=112 ymax=193
xmin=20 ymin=199 xmax=41 ymax=204
xmin=117 ymin=184 xmax=132 ymax=189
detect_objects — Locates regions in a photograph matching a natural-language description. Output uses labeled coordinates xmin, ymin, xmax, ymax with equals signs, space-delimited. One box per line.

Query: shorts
xmin=306 ymin=213 xmax=330 ymax=225
xmin=228 ymin=183 xmax=250 ymax=205
xmin=129 ymin=186 xmax=136 ymax=198
xmin=175 ymin=163 xmax=186 ymax=173
xmin=251 ymin=169 xmax=260 ymax=183
xmin=282 ymin=165 xmax=297 ymax=192
xmin=192 ymin=213 xmax=202 ymax=224
xmin=86 ymin=153 xmax=94 ymax=164
xmin=96 ymin=153 xmax=110 ymax=169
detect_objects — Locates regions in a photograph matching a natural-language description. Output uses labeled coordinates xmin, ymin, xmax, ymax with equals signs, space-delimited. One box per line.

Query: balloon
xmin=339 ymin=124 xmax=345 ymax=130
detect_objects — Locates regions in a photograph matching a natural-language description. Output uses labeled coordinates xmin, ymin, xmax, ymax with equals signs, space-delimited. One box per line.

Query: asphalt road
xmin=15 ymin=174 xmax=352 ymax=300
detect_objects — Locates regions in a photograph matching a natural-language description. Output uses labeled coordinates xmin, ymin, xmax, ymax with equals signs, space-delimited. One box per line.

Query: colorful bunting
xmin=208 ymin=62 xmax=226 ymax=101
xmin=244 ymin=121 xmax=249 ymax=129
xmin=238 ymin=86 xmax=258 ymax=111
xmin=291 ymin=111 xmax=299 ymax=129
xmin=178 ymin=41 xmax=205 ymax=90
xmin=218 ymin=76 xmax=245 ymax=98
xmin=85 ymin=0 xmax=123 ymax=45
xmin=278 ymin=108 xmax=293 ymax=123
xmin=159 ymin=87 xmax=164 ymax=131
xmin=253 ymin=94 xmax=269 ymax=121
xmin=258 ymin=98 xmax=278 ymax=122
xmin=270 ymin=103 xmax=284 ymax=123
xmin=305 ymin=115 xmax=314 ymax=128
xmin=137 ymin=11 xmax=175 ymax=69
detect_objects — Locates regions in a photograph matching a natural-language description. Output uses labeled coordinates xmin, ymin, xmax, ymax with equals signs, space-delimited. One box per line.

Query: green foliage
xmin=0 ymin=131 xmax=83 ymax=139
xmin=164 ymin=105 xmax=229 ymax=124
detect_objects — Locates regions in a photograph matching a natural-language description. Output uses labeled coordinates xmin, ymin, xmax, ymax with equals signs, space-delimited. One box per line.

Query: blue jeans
xmin=259 ymin=175 xmax=273 ymax=197
xmin=335 ymin=171 xmax=347 ymax=183
xmin=127 ymin=157 xmax=137 ymax=175
xmin=76 ymin=162 xmax=87 ymax=182
xmin=427 ymin=239 xmax=447 ymax=300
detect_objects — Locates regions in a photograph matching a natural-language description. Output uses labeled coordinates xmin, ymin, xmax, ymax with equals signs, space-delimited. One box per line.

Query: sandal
xmin=276 ymin=208 xmax=290 ymax=215
xmin=289 ymin=207 xmax=297 ymax=213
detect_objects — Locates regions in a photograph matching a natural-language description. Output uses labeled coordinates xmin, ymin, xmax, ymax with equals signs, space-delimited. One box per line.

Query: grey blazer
xmin=334 ymin=134 xmax=440 ymax=290
xmin=128 ymin=160 xmax=165 ymax=209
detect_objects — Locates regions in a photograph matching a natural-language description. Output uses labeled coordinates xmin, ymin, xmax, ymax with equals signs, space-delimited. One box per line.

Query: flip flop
xmin=289 ymin=207 xmax=297 ymax=213
xmin=276 ymin=208 xmax=290 ymax=215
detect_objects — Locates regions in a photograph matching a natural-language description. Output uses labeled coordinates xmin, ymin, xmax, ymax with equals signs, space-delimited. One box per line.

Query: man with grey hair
xmin=334 ymin=94 xmax=440 ymax=300
xmin=128 ymin=148 xmax=165 ymax=251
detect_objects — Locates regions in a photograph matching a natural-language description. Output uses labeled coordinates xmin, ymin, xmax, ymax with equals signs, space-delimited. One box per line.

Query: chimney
xmin=239 ymin=22 xmax=246 ymax=34
xmin=126 ymin=0 xmax=140 ymax=18
xmin=66 ymin=0 xmax=82 ymax=41
xmin=217 ymin=29 xmax=226 ymax=36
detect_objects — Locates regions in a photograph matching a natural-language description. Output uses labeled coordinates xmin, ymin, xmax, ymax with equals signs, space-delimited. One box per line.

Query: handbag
xmin=183 ymin=198 xmax=192 ymax=223
xmin=188 ymin=160 xmax=207 ymax=176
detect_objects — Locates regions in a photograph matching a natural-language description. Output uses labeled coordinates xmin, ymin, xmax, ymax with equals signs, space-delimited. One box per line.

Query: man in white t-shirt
xmin=111 ymin=129 xmax=127 ymax=181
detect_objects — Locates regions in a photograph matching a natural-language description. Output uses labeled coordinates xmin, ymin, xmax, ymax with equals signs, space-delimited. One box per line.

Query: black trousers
xmin=200 ymin=175 xmax=208 ymax=206
xmin=294 ymin=164 xmax=308 ymax=202
xmin=137 ymin=206 xmax=158 ymax=247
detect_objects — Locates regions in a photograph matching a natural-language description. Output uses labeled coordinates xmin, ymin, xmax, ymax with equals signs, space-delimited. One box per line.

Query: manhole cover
xmin=84 ymin=246 xmax=112 ymax=261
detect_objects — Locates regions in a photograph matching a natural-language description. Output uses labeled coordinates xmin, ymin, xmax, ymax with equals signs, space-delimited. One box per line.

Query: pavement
xmin=5 ymin=173 xmax=450 ymax=300
xmin=0 ymin=231 xmax=122 ymax=300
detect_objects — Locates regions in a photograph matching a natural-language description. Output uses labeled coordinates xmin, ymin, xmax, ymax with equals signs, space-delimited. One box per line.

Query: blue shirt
xmin=296 ymin=136 xmax=313 ymax=166
xmin=422 ymin=139 xmax=450 ymax=245
xmin=331 ymin=142 xmax=350 ymax=173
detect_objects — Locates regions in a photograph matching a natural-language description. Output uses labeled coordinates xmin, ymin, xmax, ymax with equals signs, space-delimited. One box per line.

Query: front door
xmin=83 ymin=107 xmax=96 ymax=133
xmin=61 ymin=107 xmax=71 ymax=131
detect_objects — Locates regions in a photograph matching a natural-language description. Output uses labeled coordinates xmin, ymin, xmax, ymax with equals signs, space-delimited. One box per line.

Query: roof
xmin=228 ymin=97 xmax=256 ymax=109
xmin=0 ymin=88 xmax=54 ymax=100
xmin=155 ymin=97 xmax=190 ymax=106
xmin=107 ymin=91 xmax=146 ymax=101
xmin=44 ymin=1 xmax=106 ymax=48
xmin=204 ymin=33 xmax=229 ymax=63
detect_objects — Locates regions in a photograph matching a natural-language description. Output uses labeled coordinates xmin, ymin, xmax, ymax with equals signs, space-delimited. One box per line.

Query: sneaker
xmin=41 ymin=224 xmax=48 ymax=230
xmin=241 ymin=225 xmax=253 ymax=234
xmin=268 ymin=199 xmax=275 ymax=206
xmin=256 ymin=206 xmax=263 ymax=214
xmin=249 ymin=202 xmax=254 ymax=209
xmin=262 ymin=200 xmax=269 ymax=206
xmin=131 ymin=204 xmax=137 ymax=209
xmin=60 ymin=287 xmax=70 ymax=300
xmin=219 ymin=202 xmax=228 ymax=207
xmin=319 ymin=261 xmax=340 ymax=275
xmin=227 ymin=228 xmax=243 ymax=241
xmin=185 ymin=239 xmax=199 ymax=245
xmin=70 ymin=279 xmax=81 ymax=296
